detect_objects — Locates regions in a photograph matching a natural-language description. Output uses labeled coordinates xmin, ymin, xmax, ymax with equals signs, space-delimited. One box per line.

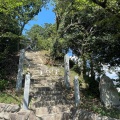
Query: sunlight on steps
xmin=24 ymin=51 xmax=74 ymax=120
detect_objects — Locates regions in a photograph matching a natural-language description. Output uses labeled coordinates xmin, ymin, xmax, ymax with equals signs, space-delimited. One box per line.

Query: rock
xmin=11 ymin=105 xmax=20 ymax=113
xmin=78 ymin=110 xmax=97 ymax=120
xmin=9 ymin=113 xmax=16 ymax=120
xmin=3 ymin=112 xmax=10 ymax=120
xmin=99 ymin=75 xmax=120 ymax=108
xmin=0 ymin=103 xmax=5 ymax=112
xmin=6 ymin=106 xmax=12 ymax=112
xmin=0 ymin=112 xmax=4 ymax=119
xmin=29 ymin=111 xmax=36 ymax=120
xmin=17 ymin=111 xmax=30 ymax=120
xmin=0 ymin=103 xmax=20 ymax=113
xmin=1 ymin=104 xmax=8 ymax=112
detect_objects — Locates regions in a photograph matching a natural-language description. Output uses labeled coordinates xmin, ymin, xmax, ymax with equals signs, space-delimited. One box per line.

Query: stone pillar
xmin=16 ymin=49 xmax=25 ymax=91
xmin=64 ymin=54 xmax=70 ymax=89
xmin=23 ymin=72 xmax=31 ymax=110
xmin=74 ymin=76 xmax=80 ymax=107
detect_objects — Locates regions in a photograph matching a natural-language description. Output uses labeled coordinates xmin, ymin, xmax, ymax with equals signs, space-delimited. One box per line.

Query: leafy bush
xmin=0 ymin=93 xmax=23 ymax=105
xmin=0 ymin=79 xmax=8 ymax=91
xmin=71 ymin=64 xmax=81 ymax=75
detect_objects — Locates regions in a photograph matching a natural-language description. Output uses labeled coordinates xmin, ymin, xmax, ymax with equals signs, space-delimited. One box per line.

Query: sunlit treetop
xmin=0 ymin=0 xmax=25 ymax=13
xmin=88 ymin=0 xmax=120 ymax=16
xmin=75 ymin=0 xmax=95 ymax=10
xmin=0 ymin=0 xmax=47 ymax=14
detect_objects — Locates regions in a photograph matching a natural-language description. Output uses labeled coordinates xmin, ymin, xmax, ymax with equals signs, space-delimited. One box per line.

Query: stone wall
xmin=79 ymin=109 xmax=119 ymax=120
xmin=0 ymin=103 xmax=37 ymax=120
xmin=72 ymin=109 xmax=120 ymax=120
xmin=0 ymin=103 xmax=120 ymax=120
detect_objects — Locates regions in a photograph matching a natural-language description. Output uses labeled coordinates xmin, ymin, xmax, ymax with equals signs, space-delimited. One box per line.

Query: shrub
xmin=0 ymin=79 xmax=8 ymax=91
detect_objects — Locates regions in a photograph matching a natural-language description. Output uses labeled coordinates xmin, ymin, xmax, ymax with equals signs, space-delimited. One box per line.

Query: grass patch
xmin=80 ymin=89 xmax=120 ymax=119
xmin=0 ymin=92 xmax=23 ymax=105
xmin=91 ymin=106 xmax=120 ymax=118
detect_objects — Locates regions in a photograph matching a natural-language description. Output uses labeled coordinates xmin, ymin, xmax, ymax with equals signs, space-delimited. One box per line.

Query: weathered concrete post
xmin=16 ymin=49 xmax=25 ymax=91
xmin=64 ymin=54 xmax=70 ymax=89
xmin=23 ymin=72 xmax=31 ymax=110
xmin=74 ymin=76 xmax=80 ymax=107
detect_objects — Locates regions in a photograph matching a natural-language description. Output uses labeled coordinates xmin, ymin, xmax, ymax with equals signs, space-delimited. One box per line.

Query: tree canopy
xmin=0 ymin=0 xmax=120 ymax=92
xmin=25 ymin=23 xmax=56 ymax=51
xmin=52 ymin=0 xmax=120 ymax=93
xmin=0 ymin=0 xmax=49 ymax=62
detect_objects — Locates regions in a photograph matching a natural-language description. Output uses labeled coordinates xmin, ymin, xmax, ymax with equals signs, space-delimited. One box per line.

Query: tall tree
xmin=53 ymin=0 xmax=120 ymax=94
xmin=26 ymin=23 xmax=56 ymax=51
xmin=0 ymin=0 xmax=50 ymax=51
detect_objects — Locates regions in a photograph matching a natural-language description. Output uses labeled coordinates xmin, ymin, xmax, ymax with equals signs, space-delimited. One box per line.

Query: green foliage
xmin=71 ymin=64 xmax=81 ymax=75
xmin=0 ymin=0 xmax=24 ymax=14
xmin=89 ymin=0 xmax=120 ymax=16
xmin=0 ymin=0 xmax=49 ymax=93
xmin=54 ymin=0 xmax=120 ymax=85
xmin=0 ymin=79 xmax=8 ymax=91
xmin=51 ymin=37 xmax=68 ymax=60
xmin=0 ymin=0 xmax=49 ymax=15
xmin=0 ymin=92 xmax=23 ymax=105
xmin=0 ymin=0 xmax=49 ymax=55
xmin=25 ymin=23 xmax=56 ymax=51
xmin=80 ymin=88 xmax=120 ymax=119
xmin=53 ymin=0 xmax=119 ymax=99
xmin=91 ymin=106 xmax=120 ymax=119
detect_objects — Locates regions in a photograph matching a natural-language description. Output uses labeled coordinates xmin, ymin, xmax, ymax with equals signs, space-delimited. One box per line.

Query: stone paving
xmin=25 ymin=51 xmax=73 ymax=120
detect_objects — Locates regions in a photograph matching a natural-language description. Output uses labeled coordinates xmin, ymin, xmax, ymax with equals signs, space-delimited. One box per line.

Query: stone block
xmin=29 ymin=111 xmax=36 ymax=120
xmin=36 ymin=108 xmax=48 ymax=116
xmin=0 ymin=112 xmax=4 ymax=119
xmin=55 ymin=113 xmax=63 ymax=120
xmin=9 ymin=113 xmax=16 ymax=120
xmin=3 ymin=112 xmax=10 ymax=120
xmin=41 ymin=115 xmax=55 ymax=120
xmin=11 ymin=105 xmax=20 ymax=113
xmin=99 ymin=75 xmax=120 ymax=108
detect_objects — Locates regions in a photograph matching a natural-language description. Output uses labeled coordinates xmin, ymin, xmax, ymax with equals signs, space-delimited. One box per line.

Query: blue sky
xmin=22 ymin=4 xmax=55 ymax=35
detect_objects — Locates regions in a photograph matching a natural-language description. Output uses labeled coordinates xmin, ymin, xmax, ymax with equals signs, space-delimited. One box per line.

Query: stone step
xmin=31 ymin=75 xmax=50 ymax=79
xmin=31 ymin=76 xmax=52 ymax=80
xmin=31 ymin=83 xmax=56 ymax=88
xmin=31 ymin=79 xmax=57 ymax=84
xmin=33 ymin=95 xmax=64 ymax=101
xmin=29 ymin=69 xmax=41 ymax=72
xmin=30 ymin=69 xmax=59 ymax=73
xmin=33 ymin=100 xmax=74 ymax=107
xmin=31 ymin=78 xmax=59 ymax=83
xmin=28 ymin=65 xmax=41 ymax=69
xmin=31 ymin=90 xmax=63 ymax=95
xmin=28 ymin=64 xmax=44 ymax=68
xmin=31 ymin=75 xmax=60 ymax=80
xmin=31 ymin=86 xmax=62 ymax=91
xmin=35 ymin=105 xmax=71 ymax=116
xmin=36 ymin=111 xmax=71 ymax=120
xmin=31 ymin=73 xmax=59 ymax=77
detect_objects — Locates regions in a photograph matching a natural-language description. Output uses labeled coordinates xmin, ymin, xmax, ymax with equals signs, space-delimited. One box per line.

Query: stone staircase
xmin=24 ymin=51 xmax=74 ymax=120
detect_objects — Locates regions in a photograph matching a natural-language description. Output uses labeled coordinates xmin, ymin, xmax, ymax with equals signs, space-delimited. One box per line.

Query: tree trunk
xmin=90 ymin=55 xmax=95 ymax=80
xmin=17 ymin=39 xmax=20 ymax=51
xmin=82 ymin=55 xmax=87 ymax=79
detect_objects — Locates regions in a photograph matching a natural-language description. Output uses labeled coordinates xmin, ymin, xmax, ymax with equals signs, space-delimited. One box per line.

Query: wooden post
xmin=16 ymin=49 xmax=25 ymax=91
xmin=74 ymin=76 xmax=80 ymax=107
xmin=23 ymin=72 xmax=31 ymax=110
xmin=64 ymin=54 xmax=70 ymax=89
